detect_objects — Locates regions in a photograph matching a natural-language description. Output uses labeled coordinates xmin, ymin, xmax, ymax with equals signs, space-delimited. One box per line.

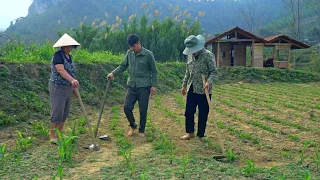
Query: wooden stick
xmin=202 ymin=75 xmax=226 ymax=155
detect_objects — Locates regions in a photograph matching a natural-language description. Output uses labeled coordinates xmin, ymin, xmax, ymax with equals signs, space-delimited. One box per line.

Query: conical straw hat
xmin=53 ymin=33 xmax=80 ymax=48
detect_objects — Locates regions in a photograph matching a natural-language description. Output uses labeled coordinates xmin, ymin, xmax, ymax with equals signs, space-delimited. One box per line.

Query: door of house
xmin=230 ymin=44 xmax=234 ymax=66
xmin=234 ymin=44 xmax=246 ymax=66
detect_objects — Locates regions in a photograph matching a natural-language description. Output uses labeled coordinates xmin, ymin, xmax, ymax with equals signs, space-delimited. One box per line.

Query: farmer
xmin=180 ymin=34 xmax=218 ymax=141
xmin=107 ymin=34 xmax=158 ymax=137
xmin=49 ymin=33 xmax=80 ymax=144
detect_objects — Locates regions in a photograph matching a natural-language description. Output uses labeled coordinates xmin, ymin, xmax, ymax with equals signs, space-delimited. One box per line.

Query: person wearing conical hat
xmin=180 ymin=35 xmax=218 ymax=142
xmin=49 ymin=33 xmax=80 ymax=144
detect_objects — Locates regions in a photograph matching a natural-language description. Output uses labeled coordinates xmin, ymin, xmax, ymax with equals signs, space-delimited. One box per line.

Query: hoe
xmin=202 ymin=75 xmax=226 ymax=159
xmin=94 ymin=80 xmax=112 ymax=141
xmin=75 ymin=80 xmax=112 ymax=150
xmin=75 ymin=88 xmax=100 ymax=151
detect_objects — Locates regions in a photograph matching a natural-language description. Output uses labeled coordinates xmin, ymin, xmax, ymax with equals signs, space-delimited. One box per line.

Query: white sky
xmin=0 ymin=0 xmax=33 ymax=30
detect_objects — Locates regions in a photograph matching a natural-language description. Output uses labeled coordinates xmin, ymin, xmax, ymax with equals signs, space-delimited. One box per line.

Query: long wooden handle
xmin=202 ymin=75 xmax=226 ymax=155
xmin=94 ymin=80 xmax=111 ymax=138
xmin=75 ymin=88 xmax=94 ymax=139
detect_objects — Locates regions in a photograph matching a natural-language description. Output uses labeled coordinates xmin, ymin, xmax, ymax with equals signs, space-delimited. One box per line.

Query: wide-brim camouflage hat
xmin=183 ymin=35 xmax=205 ymax=55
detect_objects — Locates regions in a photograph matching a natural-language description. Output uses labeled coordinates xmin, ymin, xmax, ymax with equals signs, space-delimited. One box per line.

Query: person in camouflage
xmin=180 ymin=35 xmax=218 ymax=141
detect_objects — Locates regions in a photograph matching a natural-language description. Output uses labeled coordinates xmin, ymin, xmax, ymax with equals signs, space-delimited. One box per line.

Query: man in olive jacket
xmin=107 ymin=34 xmax=158 ymax=136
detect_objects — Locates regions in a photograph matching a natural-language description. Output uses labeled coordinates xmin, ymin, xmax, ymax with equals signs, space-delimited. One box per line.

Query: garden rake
xmin=75 ymin=88 xmax=100 ymax=151
xmin=202 ymin=75 xmax=226 ymax=159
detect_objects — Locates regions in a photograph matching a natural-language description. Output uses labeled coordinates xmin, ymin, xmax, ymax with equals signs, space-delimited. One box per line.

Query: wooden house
xmin=205 ymin=27 xmax=310 ymax=69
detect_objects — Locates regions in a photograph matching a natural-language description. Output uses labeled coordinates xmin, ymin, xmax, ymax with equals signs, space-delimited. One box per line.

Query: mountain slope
xmin=1 ymin=0 xmax=286 ymax=44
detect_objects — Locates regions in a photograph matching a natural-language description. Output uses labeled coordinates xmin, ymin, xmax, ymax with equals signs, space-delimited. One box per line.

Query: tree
xmin=282 ymin=0 xmax=306 ymax=41
xmin=307 ymin=27 xmax=320 ymax=42
xmin=309 ymin=0 xmax=320 ymax=24
xmin=309 ymin=0 xmax=320 ymax=41
xmin=238 ymin=0 xmax=264 ymax=34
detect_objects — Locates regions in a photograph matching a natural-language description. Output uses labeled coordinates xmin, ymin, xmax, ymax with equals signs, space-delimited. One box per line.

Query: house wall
xmin=252 ymin=43 xmax=264 ymax=67
xmin=214 ymin=42 xmax=230 ymax=67
xmin=234 ymin=43 xmax=246 ymax=66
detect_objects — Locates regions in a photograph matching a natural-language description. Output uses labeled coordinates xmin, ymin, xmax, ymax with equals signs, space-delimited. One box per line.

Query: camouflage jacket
xmin=182 ymin=48 xmax=218 ymax=94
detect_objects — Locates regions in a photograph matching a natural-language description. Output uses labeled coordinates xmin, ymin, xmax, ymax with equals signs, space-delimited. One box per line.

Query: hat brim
xmin=53 ymin=44 xmax=80 ymax=48
xmin=53 ymin=33 xmax=81 ymax=48
xmin=183 ymin=43 xmax=205 ymax=55
xmin=183 ymin=35 xmax=205 ymax=55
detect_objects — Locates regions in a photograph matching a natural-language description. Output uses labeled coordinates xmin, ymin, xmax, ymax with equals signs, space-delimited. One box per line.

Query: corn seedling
xmin=16 ymin=131 xmax=33 ymax=152
xmin=279 ymin=174 xmax=286 ymax=180
xmin=168 ymin=140 xmax=177 ymax=165
xmin=56 ymin=129 xmax=77 ymax=164
xmin=77 ymin=117 xmax=87 ymax=134
xmin=113 ymin=126 xmax=131 ymax=150
xmin=119 ymin=148 xmax=132 ymax=164
xmin=214 ymin=116 xmax=261 ymax=145
xmin=109 ymin=106 xmax=132 ymax=151
xmin=120 ymin=148 xmax=134 ymax=176
xmin=180 ymin=155 xmax=189 ymax=178
xmin=58 ymin=163 xmax=63 ymax=180
xmin=139 ymin=166 xmax=148 ymax=180
xmin=288 ymin=134 xmax=300 ymax=142
xmin=216 ymin=93 xmax=305 ymax=130
xmin=281 ymin=151 xmax=293 ymax=159
xmin=298 ymin=144 xmax=310 ymax=165
xmin=304 ymin=170 xmax=311 ymax=180
xmin=15 ymin=131 xmax=33 ymax=164
xmin=14 ymin=149 xmax=21 ymax=164
xmin=145 ymin=126 xmax=156 ymax=142
xmin=32 ymin=121 xmax=49 ymax=139
xmin=201 ymin=137 xmax=221 ymax=151
xmin=68 ymin=121 xmax=77 ymax=144
xmin=145 ymin=113 xmax=156 ymax=142
xmin=216 ymin=97 xmax=303 ymax=143
xmin=313 ymin=146 xmax=320 ymax=170
xmin=303 ymin=140 xmax=317 ymax=148
xmin=270 ymin=166 xmax=286 ymax=179
xmin=154 ymin=132 xmax=169 ymax=154
xmin=129 ymin=163 xmax=135 ymax=177
xmin=227 ymin=148 xmax=238 ymax=163
xmin=216 ymin=96 xmax=304 ymax=131
xmin=311 ymin=116 xmax=318 ymax=122
xmin=0 ymin=143 xmax=7 ymax=169
xmin=110 ymin=106 xmax=120 ymax=130
xmin=243 ymin=159 xmax=255 ymax=177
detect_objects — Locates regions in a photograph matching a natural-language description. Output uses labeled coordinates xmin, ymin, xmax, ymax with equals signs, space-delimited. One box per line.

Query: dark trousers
xmin=124 ymin=86 xmax=150 ymax=133
xmin=185 ymin=85 xmax=211 ymax=137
